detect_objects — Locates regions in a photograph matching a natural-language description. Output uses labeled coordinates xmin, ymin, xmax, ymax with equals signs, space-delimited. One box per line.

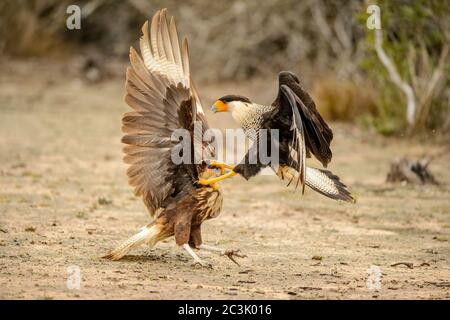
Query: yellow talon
xmin=198 ymin=171 xmax=237 ymax=187
xmin=197 ymin=179 xmax=219 ymax=190
xmin=208 ymin=160 xmax=235 ymax=175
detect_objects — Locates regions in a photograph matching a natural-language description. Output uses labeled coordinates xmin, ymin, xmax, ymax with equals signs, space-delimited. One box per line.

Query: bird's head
xmin=211 ymin=95 xmax=252 ymax=114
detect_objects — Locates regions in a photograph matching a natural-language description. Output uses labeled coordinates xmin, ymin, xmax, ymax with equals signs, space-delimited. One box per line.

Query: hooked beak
xmin=211 ymin=100 xmax=228 ymax=113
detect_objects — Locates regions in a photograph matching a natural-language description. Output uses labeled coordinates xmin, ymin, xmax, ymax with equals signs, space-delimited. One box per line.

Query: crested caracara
xmin=102 ymin=9 xmax=245 ymax=267
xmin=199 ymin=71 xmax=355 ymax=203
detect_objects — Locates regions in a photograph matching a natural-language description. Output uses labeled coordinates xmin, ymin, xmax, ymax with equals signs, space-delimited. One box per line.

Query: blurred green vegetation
xmin=359 ymin=0 xmax=449 ymax=135
xmin=0 ymin=0 xmax=448 ymax=135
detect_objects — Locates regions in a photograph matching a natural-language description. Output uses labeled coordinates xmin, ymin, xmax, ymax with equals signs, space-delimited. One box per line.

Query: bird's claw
xmin=222 ymin=249 xmax=247 ymax=266
xmin=201 ymin=159 xmax=220 ymax=172
xmin=206 ymin=160 xmax=224 ymax=174
xmin=201 ymin=159 xmax=213 ymax=166
xmin=203 ymin=159 xmax=234 ymax=175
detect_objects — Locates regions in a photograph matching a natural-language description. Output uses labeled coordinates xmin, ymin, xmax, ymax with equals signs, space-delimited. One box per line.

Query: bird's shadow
xmin=112 ymin=253 xmax=188 ymax=263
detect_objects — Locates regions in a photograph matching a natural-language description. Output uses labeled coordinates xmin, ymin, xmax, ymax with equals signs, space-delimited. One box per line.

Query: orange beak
xmin=211 ymin=100 xmax=228 ymax=113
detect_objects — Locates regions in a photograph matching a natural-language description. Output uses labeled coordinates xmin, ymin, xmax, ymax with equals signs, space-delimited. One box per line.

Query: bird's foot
xmin=198 ymin=244 xmax=247 ymax=266
xmin=197 ymin=178 xmax=219 ymax=190
xmin=183 ymin=243 xmax=213 ymax=269
xmin=197 ymin=171 xmax=237 ymax=188
xmin=205 ymin=160 xmax=236 ymax=175
xmin=222 ymin=249 xmax=247 ymax=266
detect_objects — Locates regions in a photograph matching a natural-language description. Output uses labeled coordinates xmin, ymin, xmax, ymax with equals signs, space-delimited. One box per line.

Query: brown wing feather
xmin=123 ymin=9 xmax=213 ymax=217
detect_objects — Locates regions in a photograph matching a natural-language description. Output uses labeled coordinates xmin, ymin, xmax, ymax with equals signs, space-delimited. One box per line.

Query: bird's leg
xmin=208 ymin=160 xmax=235 ymax=174
xmin=199 ymin=244 xmax=247 ymax=266
xmin=197 ymin=171 xmax=237 ymax=187
xmin=197 ymin=160 xmax=236 ymax=187
xmin=182 ymin=243 xmax=212 ymax=269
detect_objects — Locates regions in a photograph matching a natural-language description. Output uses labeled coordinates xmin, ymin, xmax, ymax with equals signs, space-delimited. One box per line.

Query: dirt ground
xmin=0 ymin=59 xmax=449 ymax=300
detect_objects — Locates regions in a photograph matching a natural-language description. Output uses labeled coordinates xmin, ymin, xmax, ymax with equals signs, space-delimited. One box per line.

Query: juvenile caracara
xmin=198 ymin=71 xmax=355 ymax=203
xmin=102 ymin=9 xmax=245 ymax=267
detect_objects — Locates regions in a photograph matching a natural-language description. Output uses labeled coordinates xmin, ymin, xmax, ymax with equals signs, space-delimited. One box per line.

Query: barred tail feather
xmin=102 ymin=224 xmax=163 ymax=261
xmin=277 ymin=165 xmax=355 ymax=203
xmin=305 ymin=167 xmax=355 ymax=202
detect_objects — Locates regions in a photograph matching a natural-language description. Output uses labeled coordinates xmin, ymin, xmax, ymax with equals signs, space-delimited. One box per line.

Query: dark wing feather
xmin=292 ymin=82 xmax=332 ymax=146
xmin=123 ymin=9 xmax=213 ymax=217
xmin=276 ymin=71 xmax=333 ymax=168
xmin=233 ymin=135 xmax=265 ymax=181
xmin=279 ymin=85 xmax=306 ymax=192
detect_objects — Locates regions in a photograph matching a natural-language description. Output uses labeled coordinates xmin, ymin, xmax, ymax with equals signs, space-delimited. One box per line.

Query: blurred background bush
xmin=0 ymin=0 xmax=448 ymax=135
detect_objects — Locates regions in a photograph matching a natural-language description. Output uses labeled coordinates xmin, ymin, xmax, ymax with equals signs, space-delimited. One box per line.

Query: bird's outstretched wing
xmin=278 ymin=85 xmax=307 ymax=192
xmin=274 ymin=71 xmax=333 ymax=191
xmin=122 ymin=9 xmax=213 ymax=216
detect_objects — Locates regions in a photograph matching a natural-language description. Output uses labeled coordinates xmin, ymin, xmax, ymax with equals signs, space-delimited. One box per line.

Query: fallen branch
xmin=391 ymin=262 xmax=414 ymax=269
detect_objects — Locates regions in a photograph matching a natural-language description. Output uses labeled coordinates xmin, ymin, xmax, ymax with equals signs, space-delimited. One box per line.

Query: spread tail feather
xmin=102 ymin=223 xmax=163 ymax=260
xmin=277 ymin=165 xmax=355 ymax=203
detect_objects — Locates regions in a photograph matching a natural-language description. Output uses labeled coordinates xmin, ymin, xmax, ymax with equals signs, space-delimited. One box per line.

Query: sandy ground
xmin=0 ymin=59 xmax=449 ymax=300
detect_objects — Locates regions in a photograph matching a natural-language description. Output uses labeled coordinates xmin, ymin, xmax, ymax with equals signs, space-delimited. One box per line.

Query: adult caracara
xmin=102 ymin=9 xmax=245 ymax=267
xmin=198 ymin=71 xmax=355 ymax=203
